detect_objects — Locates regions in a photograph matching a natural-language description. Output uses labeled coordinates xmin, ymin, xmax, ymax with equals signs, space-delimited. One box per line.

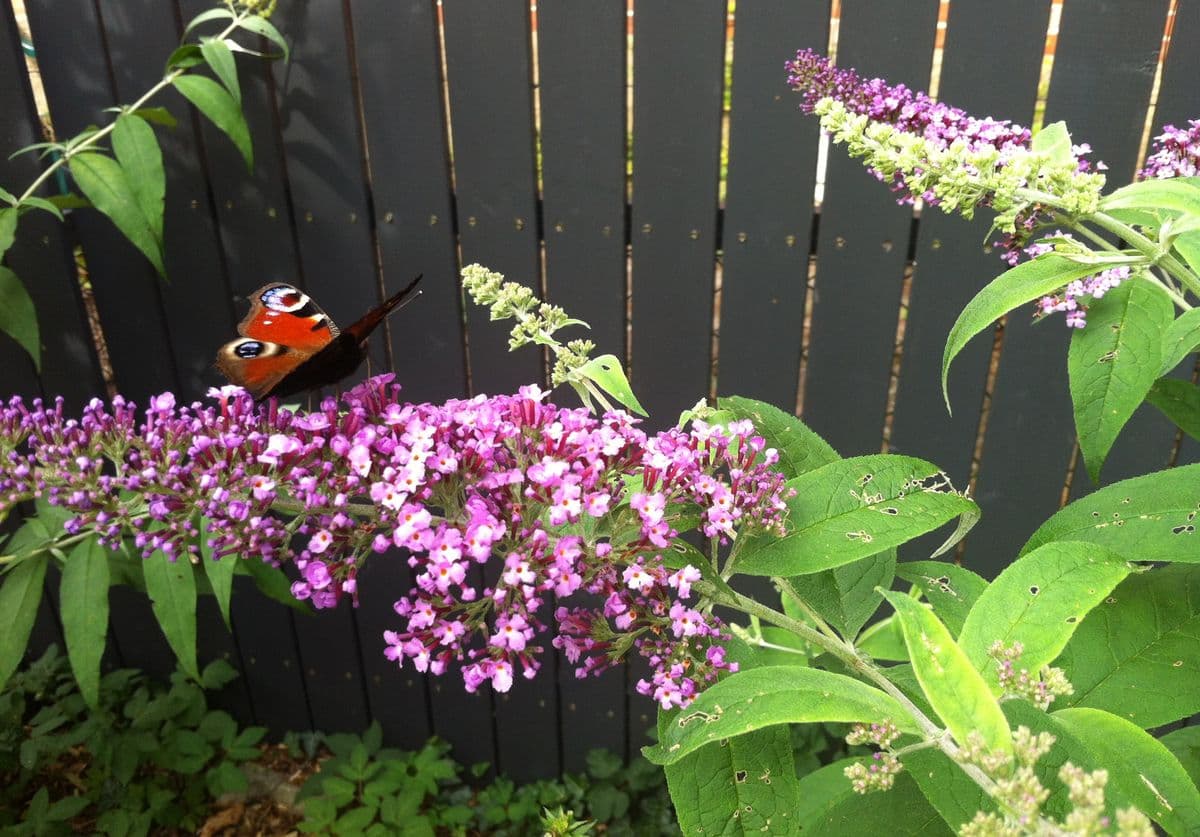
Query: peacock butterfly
xmin=215 ymin=274 xmax=423 ymax=400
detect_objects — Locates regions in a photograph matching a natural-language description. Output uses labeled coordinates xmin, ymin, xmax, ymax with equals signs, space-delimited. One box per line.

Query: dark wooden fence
xmin=3 ymin=0 xmax=1197 ymax=781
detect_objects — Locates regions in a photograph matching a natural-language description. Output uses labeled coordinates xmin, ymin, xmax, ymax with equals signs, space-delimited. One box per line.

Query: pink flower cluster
xmin=0 ymin=377 xmax=791 ymax=707
xmin=1037 ymin=266 xmax=1130 ymax=328
xmin=1140 ymin=119 xmax=1200 ymax=179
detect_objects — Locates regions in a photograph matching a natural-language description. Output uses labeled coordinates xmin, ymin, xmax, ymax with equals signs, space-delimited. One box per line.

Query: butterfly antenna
xmin=346 ymin=273 xmax=424 ymax=342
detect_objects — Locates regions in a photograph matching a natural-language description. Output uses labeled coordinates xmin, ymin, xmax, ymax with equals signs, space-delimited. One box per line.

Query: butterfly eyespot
xmin=260 ymin=285 xmax=308 ymax=313
xmin=234 ymin=341 xmax=265 ymax=358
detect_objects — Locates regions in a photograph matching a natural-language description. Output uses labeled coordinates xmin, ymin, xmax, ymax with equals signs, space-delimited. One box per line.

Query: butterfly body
xmin=216 ymin=275 xmax=423 ymax=400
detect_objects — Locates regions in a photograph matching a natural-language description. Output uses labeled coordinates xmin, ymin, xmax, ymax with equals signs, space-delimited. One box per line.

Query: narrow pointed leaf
xmin=1053 ymin=564 xmax=1200 ymax=727
xmin=957 ymin=541 xmax=1132 ymax=690
xmin=172 ymin=75 xmax=253 ymax=170
xmin=718 ymin=395 xmax=839 ymax=478
xmin=142 ymin=549 xmax=200 ymax=680
xmin=0 ymin=554 xmax=48 ymax=689
xmin=0 ymin=207 xmax=16 ymax=256
xmin=0 ymin=266 xmax=40 ymax=371
xmin=883 ymin=590 xmax=1011 ymax=754
xmin=1147 ymin=377 xmax=1200 ymax=442
xmin=20 ymin=196 xmax=63 ymax=220
xmin=642 ymin=665 xmax=915 ymax=765
xmin=1020 ymin=464 xmax=1200 ymax=561
xmin=895 ymin=560 xmax=988 ymax=637
xmin=1101 ymin=177 xmax=1200 ymax=216
xmin=1068 ymin=278 xmax=1174 ymax=482
xmin=112 ymin=114 xmax=164 ymax=243
xmin=943 ymin=256 xmax=1100 ymax=409
xmin=166 ymin=44 xmax=205 ymax=71
xmin=59 ymin=539 xmax=110 ymax=707
xmin=69 ymin=152 xmax=164 ymax=274
xmin=1159 ymin=309 xmax=1200 ymax=376
xmin=131 ymin=107 xmax=178 ymax=129
xmin=736 ymin=456 xmax=977 ymax=577
xmin=784 ymin=549 xmax=895 ymax=639
xmin=183 ymin=7 xmax=236 ymax=38
xmin=237 ymin=15 xmax=290 ymax=62
xmin=199 ymin=522 xmax=237 ymax=630
xmin=200 ymin=37 xmax=240 ymax=103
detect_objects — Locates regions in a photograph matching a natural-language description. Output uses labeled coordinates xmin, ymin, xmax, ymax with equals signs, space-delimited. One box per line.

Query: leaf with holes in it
xmin=1052 ymin=563 xmax=1200 ymax=728
xmin=1147 ymin=376 xmax=1200 ymax=442
xmin=60 ymin=538 xmax=111 ymax=708
xmin=69 ymin=152 xmax=165 ymax=275
xmin=0 ymin=266 xmax=40 ymax=371
xmin=1068 ymin=277 xmax=1174 ymax=483
xmin=735 ymin=456 xmax=978 ymax=578
xmin=642 ymin=666 xmax=914 ymax=766
xmin=1158 ymin=308 xmax=1200 ymax=376
xmin=575 ymin=354 xmax=646 ymax=416
xmin=143 ymin=549 xmax=200 ymax=681
xmin=1020 ymin=464 xmax=1200 ymax=561
xmin=957 ymin=541 xmax=1132 ymax=692
xmin=1052 ymin=706 xmax=1200 ymax=835
xmin=883 ymin=590 xmax=1011 ymax=755
xmin=943 ymin=255 xmax=1100 ymax=410
xmin=112 ymin=114 xmax=165 ymax=244
xmin=784 ymin=549 xmax=896 ymax=640
xmin=717 ymin=395 xmax=839 ymax=479
xmin=895 ymin=560 xmax=988 ymax=637
xmin=664 ymin=720 xmax=800 ymax=835
xmin=172 ymin=74 xmax=253 ymax=171
xmin=794 ymin=759 xmax=952 ymax=835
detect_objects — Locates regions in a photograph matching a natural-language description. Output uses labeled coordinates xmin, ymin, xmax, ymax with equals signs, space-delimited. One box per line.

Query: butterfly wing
xmin=215 ymin=284 xmax=340 ymax=400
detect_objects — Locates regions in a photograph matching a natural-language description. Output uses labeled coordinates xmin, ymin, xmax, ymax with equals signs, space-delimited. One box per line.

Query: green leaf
xmin=166 ymin=43 xmax=206 ymax=71
xmin=661 ymin=713 xmax=801 ymax=834
xmin=183 ymin=6 xmax=235 ymax=38
xmin=1102 ymin=177 xmax=1200 ymax=216
xmin=199 ymin=525 xmax=237 ymax=630
xmin=1068 ymin=277 xmax=1174 ymax=482
xmin=736 ymin=456 xmax=978 ymax=577
xmin=856 ymin=614 xmax=908 ymax=661
xmin=943 ymin=255 xmax=1100 ymax=409
xmin=200 ymin=37 xmax=241 ymax=104
xmin=1159 ymin=309 xmax=1200 ymax=376
xmin=237 ymin=15 xmax=290 ymax=62
xmin=1147 ymin=376 xmax=1200 ymax=442
xmin=895 ymin=560 xmax=988 ymax=637
xmin=47 ymin=193 xmax=90 ymax=211
xmin=903 ymin=747 xmax=994 ymax=832
xmin=69 ymin=151 xmax=165 ymax=274
xmin=238 ymin=558 xmax=310 ymax=614
xmin=1031 ymin=121 xmax=1074 ymax=166
xmin=131 ymin=107 xmax=178 ymax=129
xmin=0 ymin=185 xmax=14 ymax=204
xmin=882 ymin=590 xmax=1011 ymax=754
xmin=1173 ymin=230 xmax=1200 ymax=285
xmin=957 ymin=542 xmax=1132 ymax=691
xmin=143 ymin=549 xmax=200 ymax=681
xmin=783 ymin=549 xmax=895 ymax=639
xmin=575 ymin=354 xmax=646 ymax=416
xmin=335 ymin=804 xmax=378 ymax=833
xmin=172 ymin=75 xmax=253 ymax=171
xmin=59 ymin=538 xmax=110 ymax=707
xmin=112 ymin=114 xmax=165 ymax=244
xmin=1052 ymin=706 xmax=1200 ymax=835
xmin=794 ymin=760 xmax=952 ymax=835
xmin=1052 ymin=563 xmax=1200 ymax=727
xmin=717 ymin=395 xmax=839 ymax=478
xmin=0 ymin=265 xmax=40 ymax=371
xmin=1160 ymin=726 xmax=1200 ymax=790
xmin=0 ymin=554 xmax=47 ymax=690
xmin=642 ymin=665 xmax=915 ymax=765
xmin=20 ymin=196 xmax=63 ymax=220
xmin=1020 ymin=464 xmax=1200 ymax=561
xmin=0 ymin=206 xmax=16 ymax=256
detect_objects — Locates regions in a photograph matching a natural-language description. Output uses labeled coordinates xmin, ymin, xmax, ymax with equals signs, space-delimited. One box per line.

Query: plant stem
xmin=1091 ymin=210 xmax=1200 ymax=300
xmin=14 ymin=14 xmax=248 ymax=206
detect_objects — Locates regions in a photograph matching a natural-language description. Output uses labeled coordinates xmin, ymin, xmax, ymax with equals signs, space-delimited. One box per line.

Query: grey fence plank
xmin=968 ymin=0 xmax=1169 ymax=576
xmin=350 ymin=0 xmax=466 ymax=405
xmin=196 ymin=596 xmax=255 ymax=724
xmin=265 ymin=1 xmax=383 ymax=734
xmin=24 ymin=0 xmax=179 ymax=403
xmin=717 ymin=2 xmax=827 ymax=410
xmin=231 ymin=575 xmax=313 ymax=735
xmin=889 ymin=1 xmax=1051 ymax=491
xmin=537 ymin=0 xmax=628 ymax=772
xmin=629 ymin=1 xmax=726 ymax=429
xmin=441 ymin=0 xmax=554 ymax=782
xmin=800 ymin=1 xmax=939 ymax=457
xmin=0 ymin=2 xmax=104 ymax=410
xmin=442 ymin=1 xmax=542 ymax=397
